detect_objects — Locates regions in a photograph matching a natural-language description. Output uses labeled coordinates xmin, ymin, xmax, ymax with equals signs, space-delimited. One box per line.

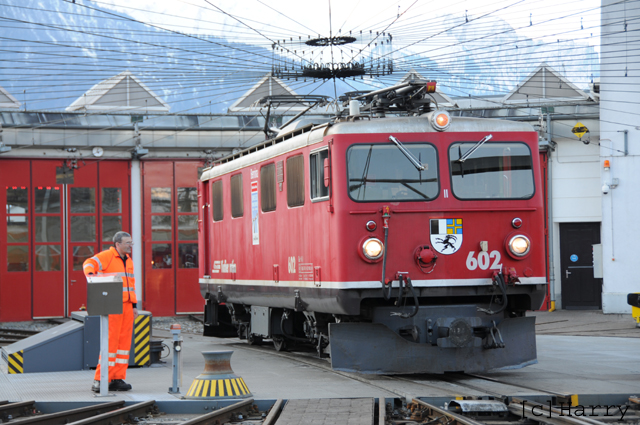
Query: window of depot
xmin=310 ymin=149 xmax=329 ymax=201
xmin=7 ymin=245 xmax=28 ymax=272
xmin=177 ymin=187 xmax=198 ymax=213
xmin=35 ymin=245 xmax=62 ymax=271
xmin=72 ymin=246 xmax=94 ymax=271
xmin=230 ymin=174 xmax=243 ymax=218
xmin=6 ymin=187 xmax=28 ymax=213
xmin=212 ymin=180 xmax=223 ymax=221
xmin=70 ymin=187 xmax=95 ymax=213
xmin=260 ymin=164 xmax=276 ymax=212
xmin=151 ymin=187 xmax=172 ymax=213
xmin=178 ymin=243 xmax=198 ymax=268
xmin=151 ymin=243 xmax=172 ymax=269
xmin=102 ymin=188 xmax=122 ymax=213
xmin=286 ymin=155 xmax=304 ymax=207
xmin=7 ymin=216 xmax=29 ymax=243
xmin=34 ymin=187 xmax=61 ymax=213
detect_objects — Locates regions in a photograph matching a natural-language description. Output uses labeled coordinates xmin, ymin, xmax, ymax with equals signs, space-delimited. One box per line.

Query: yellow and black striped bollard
xmin=185 ymin=351 xmax=251 ymax=399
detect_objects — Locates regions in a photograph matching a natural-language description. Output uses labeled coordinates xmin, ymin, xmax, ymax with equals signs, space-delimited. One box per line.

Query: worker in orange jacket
xmin=83 ymin=231 xmax=138 ymax=392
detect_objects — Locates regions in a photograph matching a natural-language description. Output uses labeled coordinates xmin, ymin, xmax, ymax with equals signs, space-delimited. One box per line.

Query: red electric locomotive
xmin=198 ymin=82 xmax=547 ymax=374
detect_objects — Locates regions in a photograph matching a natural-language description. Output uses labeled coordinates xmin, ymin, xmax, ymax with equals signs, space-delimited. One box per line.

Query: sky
xmin=0 ymin=0 xmax=605 ymax=113
xmin=93 ymin=0 xmax=602 ymax=49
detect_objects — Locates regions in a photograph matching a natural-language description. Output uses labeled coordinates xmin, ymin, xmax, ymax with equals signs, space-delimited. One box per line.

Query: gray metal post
xmin=168 ymin=324 xmax=182 ymax=394
xmin=546 ymin=112 xmax=557 ymax=311
xmin=98 ymin=315 xmax=112 ymax=397
xmin=87 ymin=275 xmax=121 ymax=397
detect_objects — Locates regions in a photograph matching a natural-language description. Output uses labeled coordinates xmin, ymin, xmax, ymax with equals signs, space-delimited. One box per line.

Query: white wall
xmin=600 ymin=0 xmax=640 ymax=313
xmin=131 ymin=160 xmax=143 ymax=306
xmin=549 ymin=125 xmax=602 ymax=307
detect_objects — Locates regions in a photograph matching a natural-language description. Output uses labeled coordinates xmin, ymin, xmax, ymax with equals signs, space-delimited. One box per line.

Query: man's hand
xmin=133 ymin=307 xmax=139 ymax=319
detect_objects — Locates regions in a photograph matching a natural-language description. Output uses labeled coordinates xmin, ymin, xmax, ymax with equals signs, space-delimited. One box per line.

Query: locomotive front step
xmin=328 ymin=314 xmax=536 ymax=374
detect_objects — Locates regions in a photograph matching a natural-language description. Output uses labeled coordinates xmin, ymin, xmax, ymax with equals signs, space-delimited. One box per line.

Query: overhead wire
xmin=0 ymin=0 xmax=624 ymax=122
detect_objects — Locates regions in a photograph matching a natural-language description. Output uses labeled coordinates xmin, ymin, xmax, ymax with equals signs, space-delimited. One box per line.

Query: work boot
xmin=109 ymin=379 xmax=132 ymax=391
xmin=91 ymin=380 xmax=100 ymax=392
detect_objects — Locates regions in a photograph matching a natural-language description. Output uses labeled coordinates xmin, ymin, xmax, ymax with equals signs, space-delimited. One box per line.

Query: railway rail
xmin=0 ymin=395 xmax=637 ymax=425
xmin=0 ymin=328 xmax=40 ymax=345
xmin=1 ymin=323 xmax=638 ymax=424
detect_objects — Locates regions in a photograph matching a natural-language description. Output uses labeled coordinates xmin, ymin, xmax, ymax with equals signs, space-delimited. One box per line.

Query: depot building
xmin=0 ymin=64 xmax=622 ymax=321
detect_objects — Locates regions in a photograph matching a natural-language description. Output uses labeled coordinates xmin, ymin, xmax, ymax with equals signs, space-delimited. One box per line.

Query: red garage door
xmin=0 ymin=159 xmax=130 ymax=321
xmin=143 ymin=161 xmax=203 ymax=316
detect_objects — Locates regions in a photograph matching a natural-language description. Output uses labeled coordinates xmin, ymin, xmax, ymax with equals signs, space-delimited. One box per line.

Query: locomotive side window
xmin=286 ymin=155 xmax=304 ymax=207
xmin=449 ymin=142 xmax=534 ymax=199
xmin=261 ymin=163 xmax=277 ymax=212
xmin=347 ymin=143 xmax=438 ymax=202
xmin=310 ymin=149 xmax=329 ymax=201
xmin=212 ymin=180 xmax=223 ymax=221
xmin=230 ymin=174 xmax=243 ymax=218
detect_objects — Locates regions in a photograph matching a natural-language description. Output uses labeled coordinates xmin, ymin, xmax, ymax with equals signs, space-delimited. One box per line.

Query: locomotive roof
xmin=200 ymin=114 xmax=534 ymax=181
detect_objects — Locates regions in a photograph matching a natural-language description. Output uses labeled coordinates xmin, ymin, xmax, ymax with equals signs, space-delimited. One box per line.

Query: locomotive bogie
xmin=198 ymin=114 xmax=548 ymax=374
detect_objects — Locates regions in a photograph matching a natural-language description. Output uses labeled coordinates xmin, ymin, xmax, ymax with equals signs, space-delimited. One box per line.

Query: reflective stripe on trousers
xmin=94 ymin=303 xmax=134 ymax=382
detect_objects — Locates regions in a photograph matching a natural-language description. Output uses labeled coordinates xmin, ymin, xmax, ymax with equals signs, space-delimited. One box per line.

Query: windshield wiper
xmin=389 ymin=135 xmax=426 ymax=171
xmin=456 ymin=134 xmax=493 ymax=163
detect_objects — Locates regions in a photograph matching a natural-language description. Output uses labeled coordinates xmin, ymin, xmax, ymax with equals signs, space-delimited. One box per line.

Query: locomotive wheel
xmin=247 ymin=334 xmax=263 ymax=346
xmin=273 ymin=337 xmax=287 ymax=352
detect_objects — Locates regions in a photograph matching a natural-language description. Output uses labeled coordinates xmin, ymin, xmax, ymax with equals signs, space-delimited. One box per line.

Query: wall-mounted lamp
xmin=602 ymin=178 xmax=619 ymax=194
xmin=604 ymin=159 xmax=610 ymax=171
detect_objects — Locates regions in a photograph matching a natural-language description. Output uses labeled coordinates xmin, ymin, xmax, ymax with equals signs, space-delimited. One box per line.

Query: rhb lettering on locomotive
xmin=298 ymin=263 xmax=314 ymax=281
xmin=198 ymin=79 xmax=547 ymax=374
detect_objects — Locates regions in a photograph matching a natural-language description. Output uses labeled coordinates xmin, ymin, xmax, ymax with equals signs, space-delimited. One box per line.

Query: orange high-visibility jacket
xmin=83 ymin=247 xmax=137 ymax=304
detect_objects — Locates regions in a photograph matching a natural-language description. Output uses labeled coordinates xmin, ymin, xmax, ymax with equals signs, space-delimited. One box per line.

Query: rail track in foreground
xmin=0 ymin=395 xmax=638 ymax=425
xmin=2 ymin=338 xmax=638 ymax=424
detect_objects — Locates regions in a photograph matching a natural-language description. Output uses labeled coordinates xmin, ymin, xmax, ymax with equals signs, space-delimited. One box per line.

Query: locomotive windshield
xmin=449 ymin=142 xmax=534 ymax=199
xmin=347 ymin=143 xmax=438 ymax=201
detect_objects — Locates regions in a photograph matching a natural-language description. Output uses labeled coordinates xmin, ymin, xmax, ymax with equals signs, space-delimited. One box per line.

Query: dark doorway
xmin=559 ymin=222 xmax=602 ymax=309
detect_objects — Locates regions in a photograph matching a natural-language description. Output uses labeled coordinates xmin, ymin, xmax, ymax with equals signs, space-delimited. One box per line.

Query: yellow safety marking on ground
xmin=571 ymin=395 xmax=579 ymax=406
xmin=187 ymin=381 xmax=198 ymax=397
xmin=235 ymin=379 xmax=245 ymax=395
xmin=231 ymin=378 xmax=240 ymax=395
xmin=186 ymin=379 xmax=249 ymax=397
xmin=239 ymin=378 xmax=250 ymax=394
xmin=8 ymin=351 xmax=23 ymax=374
xmin=134 ymin=315 xmax=150 ymax=366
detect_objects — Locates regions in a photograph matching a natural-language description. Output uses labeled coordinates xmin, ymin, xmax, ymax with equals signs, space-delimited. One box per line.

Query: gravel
xmin=0 ymin=315 xmax=205 ymax=336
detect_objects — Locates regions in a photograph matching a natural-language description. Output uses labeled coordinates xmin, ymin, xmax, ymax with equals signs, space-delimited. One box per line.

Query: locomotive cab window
xmin=286 ymin=155 xmax=304 ymax=207
xmin=347 ymin=143 xmax=438 ymax=202
xmin=261 ymin=163 xmax=276 ymax=212
xmin=310 ymin=149 xmax=329 ymax=201
xmin=449 ymin=142 xmax=534 ymax=199
xmin=212 ymin=180 xmax=223 ymax=221
xmin=230 ymin=174 xmax=243 ymax=218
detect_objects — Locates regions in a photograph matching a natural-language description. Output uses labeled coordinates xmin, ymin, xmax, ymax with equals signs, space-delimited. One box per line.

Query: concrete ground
xmin=0 ymin=310 xmax=638 ymax=402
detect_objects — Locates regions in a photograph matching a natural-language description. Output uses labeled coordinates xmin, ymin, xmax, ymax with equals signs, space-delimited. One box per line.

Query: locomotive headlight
xmin=508 ymin=235 xmax=530 ymax=257
xmin=431 ymin=110 xmax=451 ymax=131
xmin=362 ymin=238 xmax=384 ymax=260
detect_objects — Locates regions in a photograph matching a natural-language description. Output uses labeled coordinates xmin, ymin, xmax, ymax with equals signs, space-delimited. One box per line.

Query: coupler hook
xmin=484 ymin=320 xmax=505 ymax=349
